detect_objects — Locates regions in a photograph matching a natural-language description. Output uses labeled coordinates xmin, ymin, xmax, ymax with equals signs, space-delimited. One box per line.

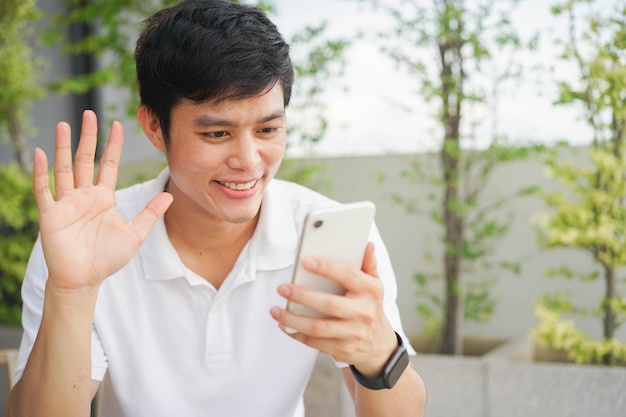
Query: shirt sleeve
xmin=369 ymin=223 xmax=416 ymax=356
xmin=14 ymin=236 xmax=109 ymax=384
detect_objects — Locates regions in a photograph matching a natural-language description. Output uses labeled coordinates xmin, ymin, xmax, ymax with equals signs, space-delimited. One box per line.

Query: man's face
xmin=163 ymin=83 xmax=286 ymax=225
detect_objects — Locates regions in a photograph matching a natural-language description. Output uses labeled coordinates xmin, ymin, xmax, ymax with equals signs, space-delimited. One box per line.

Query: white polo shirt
xmin=16 ymin=168 xmax=414 ymax=417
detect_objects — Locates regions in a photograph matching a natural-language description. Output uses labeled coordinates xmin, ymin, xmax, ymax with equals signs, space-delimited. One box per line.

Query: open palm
xmin=33 ymin=111 xmax=172 ymax=290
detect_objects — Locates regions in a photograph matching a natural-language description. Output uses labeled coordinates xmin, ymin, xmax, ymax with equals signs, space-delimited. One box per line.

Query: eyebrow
xmin=193 ymin=109 xmax=286 ymax=128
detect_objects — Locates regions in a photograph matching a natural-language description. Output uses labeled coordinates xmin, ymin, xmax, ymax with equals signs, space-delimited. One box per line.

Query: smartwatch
xmin=349 ymin=331 xmax=410 ymax=390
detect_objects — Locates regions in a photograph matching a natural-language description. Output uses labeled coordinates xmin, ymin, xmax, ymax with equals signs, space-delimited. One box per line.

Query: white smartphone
xmin=286 ymin=201 xmax=376 ymax=319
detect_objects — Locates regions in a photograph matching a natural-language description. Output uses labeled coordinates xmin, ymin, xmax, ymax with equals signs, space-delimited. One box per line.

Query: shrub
xmin=0 ymin=163 xmax=39 ymax=326
xmin=532 ymin=303 xmax=626 ymax=367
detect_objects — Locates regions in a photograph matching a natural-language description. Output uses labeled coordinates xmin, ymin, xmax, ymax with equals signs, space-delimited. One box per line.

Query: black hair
xmin=135 ymin=0 xmax=294 ymax=141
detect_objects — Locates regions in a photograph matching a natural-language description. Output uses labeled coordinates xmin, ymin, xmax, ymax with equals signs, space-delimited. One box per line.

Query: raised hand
xmin=33 ymin=110 xmax=173 ymax=291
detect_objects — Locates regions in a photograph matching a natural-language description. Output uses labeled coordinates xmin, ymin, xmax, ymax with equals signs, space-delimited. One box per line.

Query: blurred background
xmin=1 ymin=0 xmax=625 ymax=396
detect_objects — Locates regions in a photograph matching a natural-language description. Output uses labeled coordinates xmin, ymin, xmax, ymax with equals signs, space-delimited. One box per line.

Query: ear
xmin=137 ymin=105 xmax=166 ymax=152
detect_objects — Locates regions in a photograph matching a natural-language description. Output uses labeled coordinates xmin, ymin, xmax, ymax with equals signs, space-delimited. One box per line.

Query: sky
xmin=268 ymin=0 xmax=609 ymax=157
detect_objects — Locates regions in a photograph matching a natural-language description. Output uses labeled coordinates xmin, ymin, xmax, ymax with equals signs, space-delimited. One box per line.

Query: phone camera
xmin=314 ymin=220 xmax=323 ymax=228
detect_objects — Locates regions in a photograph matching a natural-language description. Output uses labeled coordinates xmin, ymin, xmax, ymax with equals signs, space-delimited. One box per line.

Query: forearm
xmin=345 ymin=364 xmax=426 ymax=417
xmin=6 ymin=282 xmax=99 ymax=417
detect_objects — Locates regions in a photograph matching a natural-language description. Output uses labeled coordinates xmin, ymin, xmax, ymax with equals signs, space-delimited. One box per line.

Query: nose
xmin=227 ymin=133 xmax=261 ymax=170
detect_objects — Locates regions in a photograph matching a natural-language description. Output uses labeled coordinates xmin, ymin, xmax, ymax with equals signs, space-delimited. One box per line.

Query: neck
xmin=163 ymin=201 xmax=259 ymax=289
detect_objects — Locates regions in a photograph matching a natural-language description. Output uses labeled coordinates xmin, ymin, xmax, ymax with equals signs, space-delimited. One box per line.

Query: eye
xmin=200 ymin=131 xmax=228 ymax=139
xmin=258 ymin=127 xmax=279 ymax=134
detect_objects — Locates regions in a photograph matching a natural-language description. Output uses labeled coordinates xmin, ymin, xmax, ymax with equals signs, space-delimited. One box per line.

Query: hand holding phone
xmin=286 ymin=201 xmax=376 ymax=320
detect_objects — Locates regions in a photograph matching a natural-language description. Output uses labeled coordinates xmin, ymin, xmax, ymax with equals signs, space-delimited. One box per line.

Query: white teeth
xmin=220 ymin=180 xmax=256 ymax=190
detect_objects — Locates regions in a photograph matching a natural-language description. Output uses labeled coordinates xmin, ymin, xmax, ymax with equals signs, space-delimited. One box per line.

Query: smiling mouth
xmin=217 ymin=180 xmax=258 ymax=191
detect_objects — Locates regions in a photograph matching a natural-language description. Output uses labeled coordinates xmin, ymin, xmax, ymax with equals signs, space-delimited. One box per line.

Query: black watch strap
xmin=349 ymin=331 xmax=410 ymax=390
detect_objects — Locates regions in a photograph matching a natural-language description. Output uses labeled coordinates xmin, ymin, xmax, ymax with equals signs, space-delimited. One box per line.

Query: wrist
xmin=350 ymin=331 xmax=410 ymax=390
xmin=45 ymin=280 xmax=100 ymax=311
xmin=46 ymin=276 xmax=101 ymax=295
xmin=351 ymin=330 xmax=399 ymax=378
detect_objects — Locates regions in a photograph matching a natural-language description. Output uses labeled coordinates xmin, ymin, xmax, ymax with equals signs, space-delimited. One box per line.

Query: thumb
xmin=130 ymin=192 xmax=173 ymax=241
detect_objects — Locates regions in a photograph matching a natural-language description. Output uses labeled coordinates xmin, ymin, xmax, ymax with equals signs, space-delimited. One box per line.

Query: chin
xmin=215 ymin=195 xmax=263 ymax=224
xmin=226 ymin=215 xmax=256 ymax=224
xmin=225 ymin=207 xmax=261 ymax=224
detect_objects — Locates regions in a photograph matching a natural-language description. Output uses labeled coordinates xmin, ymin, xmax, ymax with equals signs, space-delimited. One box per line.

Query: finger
xmin=302 ymin=256 xmax=373 ymax=293
xmin=280 ymin=283 xmax=354 ymax=320
xmin=53 ymin=121 xmax=74 ymax=198
xmin=74 ymin=110 xmax=98 ymax=187
xmin=129 ymin=192 xmax=173 ymax=242
xmin=96 ymin=120 xmax=124 ymax=189
xmin=361 ymin=242 xmax=379 ymax=278
xmin=32 ymin=148 xmax=54 ymax=212
xmin=288 ymin=329 xmax=351 ymax=362
xmin=271 ymin=304 xmax=347 ymax=339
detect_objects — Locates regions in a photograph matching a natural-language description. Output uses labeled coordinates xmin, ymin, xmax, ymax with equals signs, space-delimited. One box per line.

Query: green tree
xmin=531 ymin=0 xmax=626 ymax=366
xmin=42 ymin=0 xmax=178 ymax=119
xmin=0 ymin=0 xmax=46 ymax=173
xmin=355 ymin=0 xmax=537 ymax=354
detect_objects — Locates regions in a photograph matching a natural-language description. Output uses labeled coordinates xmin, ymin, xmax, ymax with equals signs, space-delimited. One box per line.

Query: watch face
xmin=384 ymin=346 xmax=410 ymax=389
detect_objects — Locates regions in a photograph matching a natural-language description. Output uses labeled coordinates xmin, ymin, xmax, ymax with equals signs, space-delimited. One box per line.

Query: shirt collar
xmin=137 ymin=169 xmax=298 ymax=281
xmin=252 ymin=179 xmax=299 ymax=271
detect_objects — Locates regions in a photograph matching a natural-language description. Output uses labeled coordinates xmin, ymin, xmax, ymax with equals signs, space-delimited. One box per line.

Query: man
xmin=6 ymin=1 xmax=426 ymax=416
